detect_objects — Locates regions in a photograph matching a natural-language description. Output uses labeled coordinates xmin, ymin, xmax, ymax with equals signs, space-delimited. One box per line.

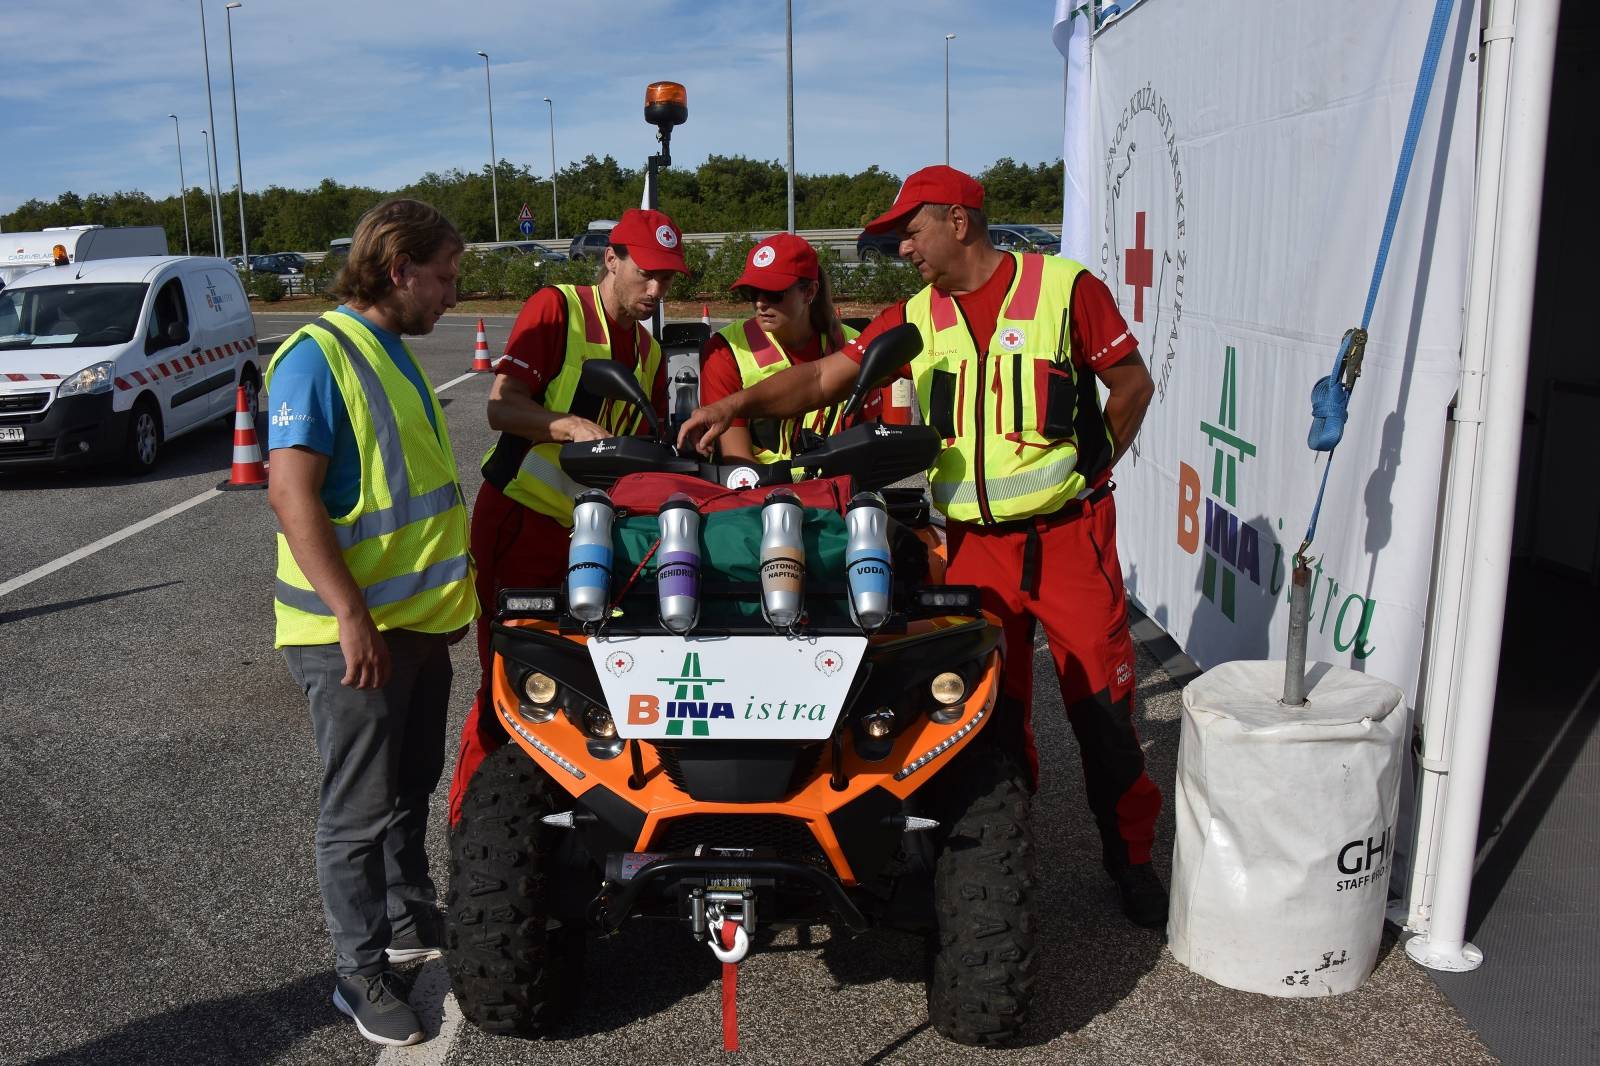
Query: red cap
xmin=732 ymin=233 xmax=818 ymax=292
xmin=863 ymin=165 xmax=986 ymax=234
xmin=606 ymin=208 xmax=688 ymax=273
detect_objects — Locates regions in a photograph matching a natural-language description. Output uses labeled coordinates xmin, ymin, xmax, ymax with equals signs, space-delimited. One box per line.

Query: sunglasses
xmin=743 ymin=282 xmax=807 ymax=304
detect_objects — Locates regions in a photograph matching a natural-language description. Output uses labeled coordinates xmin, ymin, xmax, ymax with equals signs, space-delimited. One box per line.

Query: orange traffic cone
xmin=701 ymin=303 xmax=710 ymax=327
xmin=471 ymin=318 xmax=493 ymax=372
xmin=219 ymin=385 xmax=268 ymax=490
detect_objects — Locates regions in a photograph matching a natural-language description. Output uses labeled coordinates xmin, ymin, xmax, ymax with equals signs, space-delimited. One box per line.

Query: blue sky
xmin=0 ymin=1 xmax=1069 ymax=217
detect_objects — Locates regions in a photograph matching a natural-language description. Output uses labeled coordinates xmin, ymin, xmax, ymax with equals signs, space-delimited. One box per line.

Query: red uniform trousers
xmin=446 ymin=479 xmax=567 ymax=825
xmin=944 ymin=492 xmax=1162 ymax=867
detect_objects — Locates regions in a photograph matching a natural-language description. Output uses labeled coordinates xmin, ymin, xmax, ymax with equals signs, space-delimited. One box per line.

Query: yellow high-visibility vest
xmin=266 ymin=311 xmax=478 ymax=647
xmin=718 ymin=317 xmax=860 ymax=463
xmin=482 ymin=284 xmax=663 ymax=524
xmin=903 ymin=252 xmax=1114 ymax=524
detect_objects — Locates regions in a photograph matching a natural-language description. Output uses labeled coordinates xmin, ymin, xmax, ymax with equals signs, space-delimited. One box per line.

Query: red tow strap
xmin=720 ymin=921 xmax=740 ymax=1052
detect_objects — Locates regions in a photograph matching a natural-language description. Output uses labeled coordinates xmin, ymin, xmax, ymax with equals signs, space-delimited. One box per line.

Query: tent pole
xmin=1405 ymin=0 xmax=1559 ymax=972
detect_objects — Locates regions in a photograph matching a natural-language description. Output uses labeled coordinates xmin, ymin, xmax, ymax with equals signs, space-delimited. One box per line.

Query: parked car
xmin=490 ymin=242 xmax=569 ymax=263
xmin=855 ymin=229 xmax=904 ymax=261
xmin=567 ymin=231 xmax=614 ymax=261
xmin=250 ymin=252 xmax=305 ymax=275
xmin=988 ymin=224 xmax=1061 ymax=255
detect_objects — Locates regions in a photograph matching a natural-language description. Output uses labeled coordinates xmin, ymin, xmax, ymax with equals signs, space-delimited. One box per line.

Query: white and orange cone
xmin=471 ymin=318 xmax=493 ymax=372
xmin=220 ymin=385 xmax=268 ymax=490
xmin=701 ymin=303 xmax=710 ymax=327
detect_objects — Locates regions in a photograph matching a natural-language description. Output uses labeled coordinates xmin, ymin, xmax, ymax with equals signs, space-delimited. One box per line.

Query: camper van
xmin=1 ymin=226 xmax=168 ymax=287
xmin=0 ymin=255 xmax=259 ymax=474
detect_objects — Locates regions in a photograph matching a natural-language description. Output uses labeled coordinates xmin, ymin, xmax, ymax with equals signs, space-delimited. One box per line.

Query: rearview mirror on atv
xmin=840 ymin=323 xmax=922 ymax=422
xmin=579 ymin=359 xmax=662 ymax=438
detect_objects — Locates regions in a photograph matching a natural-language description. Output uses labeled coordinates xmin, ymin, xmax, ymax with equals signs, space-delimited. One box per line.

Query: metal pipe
xmin=200 ymin=129 xmax=221 ymax=256
xmin=1283 ymin=561 xmax=1311 ymax=705
xmin=1405 ymin=0 xmax=1559 ymax=973
xmin=224 ymin=2 xmax=247 ymax=271
xmin=786 ymin=0 xmax=796 ymax=234
xmin=476 ymin=51 xmax=500 ymax=243
xmin=943 ymin=34 xmax=957 ymax=166
xmin=198 ymin=0 xmax=225 ymax=257
xmin=168 ymin=114 xmax=192 ymax=255
xmin=543 ymin=96 xmax=559 ymax=241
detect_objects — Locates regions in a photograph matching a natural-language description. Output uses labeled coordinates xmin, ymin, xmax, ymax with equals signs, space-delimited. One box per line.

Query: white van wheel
xmin=124 ymin=397 xmax=162 ymax=475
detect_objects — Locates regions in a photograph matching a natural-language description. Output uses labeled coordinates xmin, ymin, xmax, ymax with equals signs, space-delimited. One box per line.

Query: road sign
xmin=519 ymin=219 xmax=534 ymax=237
xmin=517 ymin=203 xmax=533 ymax=222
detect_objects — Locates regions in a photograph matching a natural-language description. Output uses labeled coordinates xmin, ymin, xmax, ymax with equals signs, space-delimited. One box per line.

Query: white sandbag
xmin=1168 ymin=660 xmax=1407 ymax=996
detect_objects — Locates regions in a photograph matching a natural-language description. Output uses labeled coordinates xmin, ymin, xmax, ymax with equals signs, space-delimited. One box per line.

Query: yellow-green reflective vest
xmin=482 ymin=284 xmax=664 ymax=525
xmin=265 ymin=311 xmax=478 ymax=647
xmin=718 ymin=317 xmax=861 ymax=464
xmin=904 ymin=252 xmax=1115 ymax=524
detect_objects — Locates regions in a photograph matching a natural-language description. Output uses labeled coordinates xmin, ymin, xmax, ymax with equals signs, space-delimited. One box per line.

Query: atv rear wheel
xmin=925 ymin=744 xmax=1038 ymax=1046
xmin=446 ymin=743 xmax=585 ymax=1036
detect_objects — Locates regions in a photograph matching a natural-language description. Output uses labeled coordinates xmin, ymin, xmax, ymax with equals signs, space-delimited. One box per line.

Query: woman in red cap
xmin=698 ymin=233 xmax=875 ymax=464
xmin=446 ymin=207 xmax=688 ymax=822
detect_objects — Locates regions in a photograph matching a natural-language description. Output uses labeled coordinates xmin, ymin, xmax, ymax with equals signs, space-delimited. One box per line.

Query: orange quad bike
xmin=445 ymin=326 xmax=1038 ymax=1047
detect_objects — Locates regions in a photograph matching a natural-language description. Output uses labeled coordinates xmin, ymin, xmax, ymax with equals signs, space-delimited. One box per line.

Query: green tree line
xmin=2 ymin=156 xmax=1063 ymax=255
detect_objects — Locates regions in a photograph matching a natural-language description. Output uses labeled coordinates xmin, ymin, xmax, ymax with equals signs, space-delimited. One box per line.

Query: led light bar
xmin=498 ymin=704 xmax=586 ymax=780
xmin=893 ymin=702 xmax=989 ymax=781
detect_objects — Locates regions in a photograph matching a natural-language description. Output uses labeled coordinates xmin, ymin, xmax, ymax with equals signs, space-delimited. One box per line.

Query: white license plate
xmin=589 ymin=635 xmax=868 ymax=741
xmin=0 ymin=426 xmax=23 ymax=443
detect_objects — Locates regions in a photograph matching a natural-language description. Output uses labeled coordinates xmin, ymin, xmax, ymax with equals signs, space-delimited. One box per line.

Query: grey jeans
xmin=284 ymin=629 xmax=453 ymax=978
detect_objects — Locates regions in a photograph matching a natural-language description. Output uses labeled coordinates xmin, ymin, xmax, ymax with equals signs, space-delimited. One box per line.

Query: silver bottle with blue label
xmin=759 ymin=488 xmax=806 ymax=629
xmin=844 ymin=491 xmax=892 ymax=631
xmin=657 ymin=493 xmax=702 ymax=634
xmin=566 ymin=490 xmax=615 ymax=623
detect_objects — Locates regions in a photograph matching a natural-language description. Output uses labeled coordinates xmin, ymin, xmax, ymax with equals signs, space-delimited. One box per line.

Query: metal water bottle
xmin=844 ymin=491 xmax=892 ymax=631
xmin=760 ymin=489 xmax=806 ymax=628
xmin=566 ymin=490 xmax=615 ymax=623
xmin=656 ymin=493 xmax=702 ymax=634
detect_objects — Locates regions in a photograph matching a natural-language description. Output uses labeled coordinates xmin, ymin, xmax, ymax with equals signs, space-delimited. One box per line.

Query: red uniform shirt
xmin=495 ymin=286 xmax=668 ymax=416
xmin=842 ymin=258 xmax=1137 ymax=376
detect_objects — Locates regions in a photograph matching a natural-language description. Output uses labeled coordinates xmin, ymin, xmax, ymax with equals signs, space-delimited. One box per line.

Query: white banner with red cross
xmin=1066 ymin=0 xmax=1479 ymax=703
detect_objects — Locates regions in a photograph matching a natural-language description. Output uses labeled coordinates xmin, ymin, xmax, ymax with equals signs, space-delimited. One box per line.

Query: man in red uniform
xmin=679 ymin=167 xmax=1166 ymax=927
xmin=448 ymin=208 xmax=686 ymax=822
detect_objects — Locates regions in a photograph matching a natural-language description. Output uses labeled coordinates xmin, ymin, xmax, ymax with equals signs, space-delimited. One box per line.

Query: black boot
xmin=1107 ymin=862 xmax=1168 ymax=929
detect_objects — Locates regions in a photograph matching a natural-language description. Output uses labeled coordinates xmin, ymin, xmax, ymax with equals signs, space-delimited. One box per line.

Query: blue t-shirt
xmin=266 ymin=306 xmax=439 ymax=516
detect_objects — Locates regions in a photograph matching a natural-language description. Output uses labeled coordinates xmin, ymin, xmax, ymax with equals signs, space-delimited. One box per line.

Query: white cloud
xmin=0 ymin=0 xmax=1065 ymax=216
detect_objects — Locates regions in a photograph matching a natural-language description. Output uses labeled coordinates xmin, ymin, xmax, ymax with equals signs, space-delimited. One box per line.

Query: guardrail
xmin=296 ymin=222 xmax=1063 ymax=266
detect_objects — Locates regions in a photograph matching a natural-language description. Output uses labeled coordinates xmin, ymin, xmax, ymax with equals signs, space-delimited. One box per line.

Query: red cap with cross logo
xmin=607 ymin=208 xmax=689 ymax=273
xmin=863 ymin=165 xmax=986 ymax=235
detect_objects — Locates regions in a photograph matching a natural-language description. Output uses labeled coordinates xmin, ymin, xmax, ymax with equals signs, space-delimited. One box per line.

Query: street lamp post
xmin=167 ymin=114 xmax=192 ymax=255
xmin=201 ymin=129 xmax=222 ymax=256
xmin=198 ymin=0 xmax=225 ymax=257
xmin=224 ymin=1 xmax=248 ymax=271
xmin=476 ymin=51 xmax=501 ymax=242
xmin=944 ymin=33 xmax=957 ymax=166
xmin=543 ymin=96 xmax=559 ymax=241
xmin=786 ymin=0 xmax=796 ymax=233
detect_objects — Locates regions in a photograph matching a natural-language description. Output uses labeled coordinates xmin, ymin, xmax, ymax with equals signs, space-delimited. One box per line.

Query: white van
xmin=1 ymin=226 xmax=169 ymax=287
xmin=0 ymin=256 xmax=259 ymax=474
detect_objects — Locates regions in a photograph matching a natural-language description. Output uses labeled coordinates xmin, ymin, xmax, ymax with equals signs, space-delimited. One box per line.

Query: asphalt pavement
xmin=0 ymin=310 xmax=1495 ymax=1065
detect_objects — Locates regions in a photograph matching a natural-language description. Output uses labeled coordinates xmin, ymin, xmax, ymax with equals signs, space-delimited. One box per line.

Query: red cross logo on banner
xmin=1124 ymin=210 xmax=1154 ymax=322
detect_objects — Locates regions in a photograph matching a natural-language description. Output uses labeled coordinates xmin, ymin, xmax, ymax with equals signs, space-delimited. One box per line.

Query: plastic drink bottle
xmin=845 ymin=491 xmax=892 ymax=631
xmin=567 ymin=490 xmax=614 ymax=623
xmin=657 ymin=493 xmax=702 ymax=634
xmin=759 ymin=488 xmax=806 ymax=628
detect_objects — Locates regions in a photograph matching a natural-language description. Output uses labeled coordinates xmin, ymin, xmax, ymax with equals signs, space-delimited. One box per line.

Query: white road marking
xmin=0 ymin=366 xmax=488 ymax=600
xmin=377 ymin=960 xmax=463 ymax=1066
xmin=0 ymin=488 xmax=223 ymax=599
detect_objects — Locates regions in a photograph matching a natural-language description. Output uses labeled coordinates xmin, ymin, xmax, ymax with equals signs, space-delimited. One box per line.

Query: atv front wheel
xmin=925 ymin=744 xmax=1038 ymax=1046
xmin=446 ymin=743 xmax=585 ymax=1036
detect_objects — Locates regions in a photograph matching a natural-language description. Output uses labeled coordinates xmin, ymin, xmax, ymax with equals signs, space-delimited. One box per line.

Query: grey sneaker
xmin=386 ymin=905 xmax=446 ymax=964
xmin=332 ymin=971 xmax=424 ymax=1047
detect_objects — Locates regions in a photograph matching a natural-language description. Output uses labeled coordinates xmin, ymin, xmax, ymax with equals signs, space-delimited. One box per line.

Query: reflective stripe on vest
xmin=904 ymin=252 xmax=1096 ymax=524
xmin=485 ymin=284 xmax=663 ymax=524
xmin=265 ymin=312 xmax=477 ymax=645
xmin=719 ymin=317 xmax=860 ymax=464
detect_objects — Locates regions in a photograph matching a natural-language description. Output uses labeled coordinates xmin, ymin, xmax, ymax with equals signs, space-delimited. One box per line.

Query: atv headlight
xmin=861 ymin=707 xmax=896 ymax=738
xmin=930 ymin=671 xmax=965 ymax=706
xmin=57 ymin=361 xmax=114 ymax=397
xmin=583 ymin=706 xmax=617 ymax=739
xmin=522 ymin=671 xmax=558 ymax=705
